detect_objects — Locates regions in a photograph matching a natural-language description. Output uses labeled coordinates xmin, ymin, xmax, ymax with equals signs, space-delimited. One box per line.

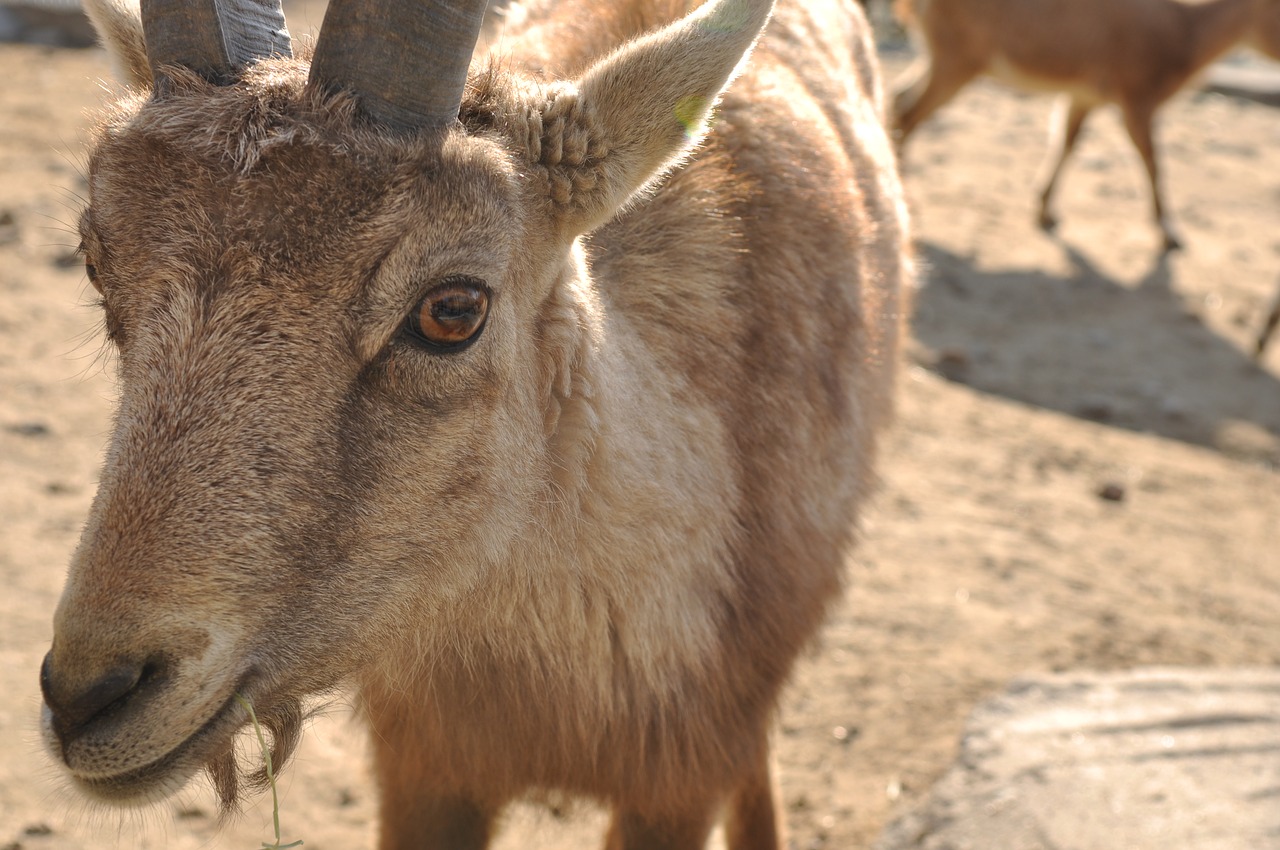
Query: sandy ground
xmin=1 ymin=16 xmax=1278 ymax=850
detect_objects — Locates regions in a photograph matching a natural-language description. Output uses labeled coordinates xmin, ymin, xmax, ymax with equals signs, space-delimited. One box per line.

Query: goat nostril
xmin=40 ymin=651 xmax=150 ymax=741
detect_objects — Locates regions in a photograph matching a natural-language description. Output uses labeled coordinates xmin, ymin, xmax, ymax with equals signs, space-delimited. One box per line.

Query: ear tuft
xmin=83 ymin=0 xmax=153 ymax=88
xmin=534 ymin=85 xmax=610 ymax=207
xmin=513 ymin=0 xmax=775 ymax=237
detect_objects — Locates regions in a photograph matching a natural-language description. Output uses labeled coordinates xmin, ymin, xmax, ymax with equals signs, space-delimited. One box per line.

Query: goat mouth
xmin=67 ymin=689 xmax=246 ymax=804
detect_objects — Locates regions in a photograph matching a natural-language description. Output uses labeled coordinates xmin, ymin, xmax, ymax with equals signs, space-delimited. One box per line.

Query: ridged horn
xmin=308 ymin=0 xmax=490 ymax=131
xmin=140 ymin=0 xmax=291 ymax=84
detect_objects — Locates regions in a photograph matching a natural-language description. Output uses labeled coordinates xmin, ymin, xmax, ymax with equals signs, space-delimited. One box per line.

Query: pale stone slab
xmin=876 ymin=668 xmax=1280 ymax=850
xmin=1203 ymin=64 xmax=1280 ymax=107
xmin=0 ymin=0 xmax=94 ymax=46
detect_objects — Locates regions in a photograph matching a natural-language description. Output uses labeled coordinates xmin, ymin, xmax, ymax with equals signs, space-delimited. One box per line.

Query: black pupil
xmin=434 ymin=293 xmax=476 ymax=324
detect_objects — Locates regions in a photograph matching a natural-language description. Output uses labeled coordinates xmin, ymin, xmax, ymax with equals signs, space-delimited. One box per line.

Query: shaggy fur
xmin=893 ymin=0 xmax=1280 ymax=250
xmin=41 ymin=0 xmax=909 ymax=847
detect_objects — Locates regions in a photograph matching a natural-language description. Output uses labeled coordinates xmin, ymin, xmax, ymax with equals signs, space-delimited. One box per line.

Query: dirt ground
xmin=1 ymin=15 xmax=1278 ymax=850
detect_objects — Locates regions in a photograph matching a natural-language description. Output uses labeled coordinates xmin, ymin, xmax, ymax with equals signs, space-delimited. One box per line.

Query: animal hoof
xmin=1157 ymin=218 xmax=1183 ymax=251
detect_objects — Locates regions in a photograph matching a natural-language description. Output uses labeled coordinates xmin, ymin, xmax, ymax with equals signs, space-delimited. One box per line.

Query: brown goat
xmin=892 ymin=0 xmax=1280 ymax=250
xmin=39 ymin=0 xmax=909 ymax=847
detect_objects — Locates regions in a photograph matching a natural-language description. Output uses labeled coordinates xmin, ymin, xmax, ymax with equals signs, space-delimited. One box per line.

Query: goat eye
xmin=406 ymin=278 xmax=490 ymax=350
xmin=81 ymin=245 xmax=102 ymax=293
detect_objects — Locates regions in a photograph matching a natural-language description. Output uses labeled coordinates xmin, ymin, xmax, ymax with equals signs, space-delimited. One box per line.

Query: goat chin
xmin=44 ymin=681 xmax=305 ymax=814
xmin=204 ymin=697 xmax=305 ymax=814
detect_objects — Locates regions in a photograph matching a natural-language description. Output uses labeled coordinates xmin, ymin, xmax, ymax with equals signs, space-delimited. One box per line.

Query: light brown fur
xmin=893 ymin=0 xmax=1280 ymax=249
xmin=41 ymin=0 xmax=909 ymax=847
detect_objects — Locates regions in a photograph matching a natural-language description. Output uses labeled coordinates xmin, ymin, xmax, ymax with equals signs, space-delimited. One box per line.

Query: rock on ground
xmin=1203 ymin=62 xmax=1280 ymax=108
xmin=0 ymin=0 xmax=94 ymax=47
xmin=875 ymin=668 xmax=1280 ymax=850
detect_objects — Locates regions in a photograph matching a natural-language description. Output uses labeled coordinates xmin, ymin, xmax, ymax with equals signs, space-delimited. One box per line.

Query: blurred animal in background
xmin=892 ymin=0 xmax=1280 ymax=251
xmin=38 ymin=0 xmax=908 ymax=847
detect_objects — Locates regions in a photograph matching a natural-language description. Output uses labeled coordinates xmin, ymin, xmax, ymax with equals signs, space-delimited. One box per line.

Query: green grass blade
xmin=234 ymin=693 xmax=304 ymax=849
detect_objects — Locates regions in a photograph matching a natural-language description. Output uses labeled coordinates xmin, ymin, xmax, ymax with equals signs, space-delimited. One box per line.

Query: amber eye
xmin=406 ymin=278 xmax=490 ymax=351
xmin=80 ymin=243 xmax=102 ymax=293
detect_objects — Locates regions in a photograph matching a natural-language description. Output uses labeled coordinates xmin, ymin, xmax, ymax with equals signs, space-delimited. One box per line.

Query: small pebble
xmin=1097 ymin=482 xmax=1126 ymax=502
xmin=5 ymin=421 xmax=49 ymax=437
xmin=0 ymin=211 xmax=17 ymax=246
xmin=831 ymin=724 xmax=859 ymax=744
xmin=1076 ymin=398 xmax=1114 ymax=422
xmin=1159 ymin=396 xmax=1189 ymax=420
xmin=935 ymin=349 xmax=970 ymax=381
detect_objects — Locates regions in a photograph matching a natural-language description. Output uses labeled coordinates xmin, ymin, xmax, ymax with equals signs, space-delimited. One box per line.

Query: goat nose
xmin=40 ymin=651 xmax=150 ymax=743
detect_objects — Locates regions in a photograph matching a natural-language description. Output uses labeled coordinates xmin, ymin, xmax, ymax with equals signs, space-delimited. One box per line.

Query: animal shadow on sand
xmin=912 ymin=240 xmax=1280 ymax=467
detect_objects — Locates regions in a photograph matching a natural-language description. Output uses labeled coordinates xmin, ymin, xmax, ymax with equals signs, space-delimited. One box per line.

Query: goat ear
xmin=530 ymin=0 xmax=773 ymax=236
xmin=83 ymin=0 xmax=153 ymax=88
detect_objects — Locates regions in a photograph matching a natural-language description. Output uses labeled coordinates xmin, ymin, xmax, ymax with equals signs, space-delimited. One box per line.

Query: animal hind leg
xmin=1121 ymin=101 xmax=1181 ymax=251
xmin=1037 ymin=95 xmax=1092 ymax=232
xmin=891 ymin=53 xmax=981 ymax=148
xmin=1257 ymin=285 xmax=1280 ymax=359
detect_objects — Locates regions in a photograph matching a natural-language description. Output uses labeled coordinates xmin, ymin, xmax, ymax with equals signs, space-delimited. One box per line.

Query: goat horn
xmin=308 ymin=0 xmax=490 ymax=131
xmin=140 ymin=0 xmax=292 ymax=84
